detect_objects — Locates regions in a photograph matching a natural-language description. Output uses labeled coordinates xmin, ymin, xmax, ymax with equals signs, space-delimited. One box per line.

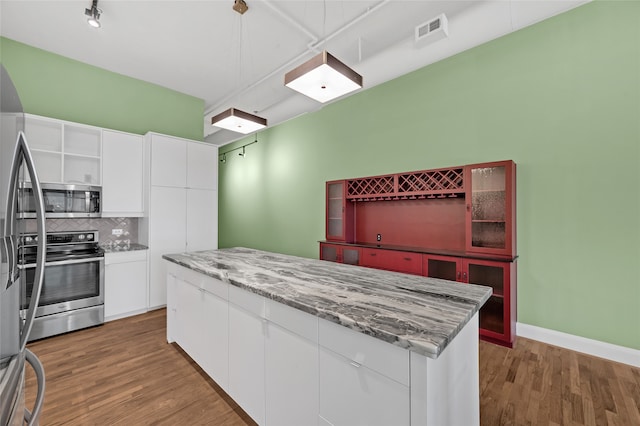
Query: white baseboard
xmin=517 ymin=322 xmax=640 ymax=368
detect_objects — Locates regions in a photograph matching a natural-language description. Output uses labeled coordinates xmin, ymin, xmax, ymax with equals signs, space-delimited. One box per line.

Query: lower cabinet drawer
xmin=319 ymin=318 xmax=409 ymax=386
xmin=319 ymin=346 xmax=410 ymax=426
xmin=361 ymin=248 xmax=422 ymax=275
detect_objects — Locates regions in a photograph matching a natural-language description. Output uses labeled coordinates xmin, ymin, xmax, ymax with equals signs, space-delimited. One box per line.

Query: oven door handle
xmin=20 ymin=256 xmax=104 ymax=268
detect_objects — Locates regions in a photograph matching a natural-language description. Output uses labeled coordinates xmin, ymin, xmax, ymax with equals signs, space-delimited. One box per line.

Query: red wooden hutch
xmin=320 ymin=160 xmax=517 ymax=347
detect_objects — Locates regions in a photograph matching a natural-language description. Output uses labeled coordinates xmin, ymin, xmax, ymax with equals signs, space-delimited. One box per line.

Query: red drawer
xmin=361 ymin=249 xmax=422 ymax=276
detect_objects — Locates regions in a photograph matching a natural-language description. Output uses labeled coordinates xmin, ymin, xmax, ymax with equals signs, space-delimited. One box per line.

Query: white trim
xmin=517 ymin=322 xmax=640 ymax=368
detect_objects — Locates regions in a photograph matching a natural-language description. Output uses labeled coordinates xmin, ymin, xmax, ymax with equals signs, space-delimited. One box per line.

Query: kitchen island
xmin=163 ymin=247 xmax=491 ymax=426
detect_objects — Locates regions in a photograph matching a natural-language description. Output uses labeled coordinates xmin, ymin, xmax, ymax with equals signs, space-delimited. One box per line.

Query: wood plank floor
xmin=26 ymin=309 xmax=640 ymax=425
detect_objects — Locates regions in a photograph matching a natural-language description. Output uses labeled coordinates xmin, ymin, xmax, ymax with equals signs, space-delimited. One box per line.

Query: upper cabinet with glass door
xmin=325 ymin=180 xmax=354 ymax=242
xmin=25 ymin=115 xmax=102 ymax=185
xmin=465 ymin=160 xmax=516 ymax=258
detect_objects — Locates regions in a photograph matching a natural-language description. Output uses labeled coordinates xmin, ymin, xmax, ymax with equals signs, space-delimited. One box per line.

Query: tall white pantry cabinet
xmin=141 ymin=133 xmax=218 ymax=309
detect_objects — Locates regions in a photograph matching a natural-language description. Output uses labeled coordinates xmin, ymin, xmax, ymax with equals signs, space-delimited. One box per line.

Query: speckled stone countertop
xmin=101 ymin=243 xmax=148 ymax=253
xmin=163 ymin=247 xmax=492 ymax=358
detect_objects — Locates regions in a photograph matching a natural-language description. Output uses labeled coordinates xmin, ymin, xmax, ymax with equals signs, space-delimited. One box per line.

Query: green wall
xmin=0 ymin=37 xmax=203 ymax=140
xmin=219 ymin=1 xmax=640 ymax=350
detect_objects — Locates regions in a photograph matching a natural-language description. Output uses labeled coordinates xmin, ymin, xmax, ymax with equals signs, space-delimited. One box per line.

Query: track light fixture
xmin=85 ymin=0 xmax=102 ymax=28
xmin=218 ymin=134 xmax=258 ymax=164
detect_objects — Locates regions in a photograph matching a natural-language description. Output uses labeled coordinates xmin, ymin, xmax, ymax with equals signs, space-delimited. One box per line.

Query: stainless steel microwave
xmin=18 ymin=183 xmax=101 ymax=218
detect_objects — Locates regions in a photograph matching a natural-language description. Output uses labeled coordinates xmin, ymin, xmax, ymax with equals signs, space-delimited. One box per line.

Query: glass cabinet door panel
xmin=470 ymin=165 xmax=507 ymax=250
xmin=321 ymin=245 xmax=338 ymax=262
xmin=327 ymin=219 xmax=342 ymax=238
xmin=468 ymin=263 xmax=504 ymax=296
xmin=342 ymin=248 xmax=360 ymax=265
xmin=479 ymin=296 xmax=504 ymax=334
xmin=426 ymin=258 xmax=458 ymax=281
xmin=471 ymin=222 xmax=506 ymax=249
xmin=326 ymin=182 xmax=345 ymax=240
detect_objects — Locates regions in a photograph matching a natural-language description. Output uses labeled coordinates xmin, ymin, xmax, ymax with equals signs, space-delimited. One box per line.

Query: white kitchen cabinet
xmin=186 ymin=189 xmax=217 ymax=252
xmin=318 ymin=318 xmax=410 ymax=426
xmin=143 ymin=132 xmax=218 ymax=308
xmin=24 ymin=114 xmax=102 ymax=185
xmin=187 ymin=141 xmax=217 ymax=190
xmin=228 ymin=286 xmax=266 ymax=426
xmin=265 ymin=301 xmax=319 ymax=426
xmin=319 ymin=347 xmax=410 ymax=426
xmin=149 ymin=133 xmax=187 ymax=187
xmin=102 ymin=130 xmax=144 ymax=217
xmin=174 ymin=277 xmax=202 ymax=360
xmin=167 ymin=263 xmax=229 ymax=388
xmin=148 ymin=186 xmax=186 ymax=308
xmin=104 ymin=250 xmax=148 ymax=321
xmin=200 ymin=287 xmax=229 ymax=388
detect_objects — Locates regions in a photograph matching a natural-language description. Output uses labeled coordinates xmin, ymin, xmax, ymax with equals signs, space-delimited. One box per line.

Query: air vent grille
xmin=415 ymin=13 xmax=449 ymax=48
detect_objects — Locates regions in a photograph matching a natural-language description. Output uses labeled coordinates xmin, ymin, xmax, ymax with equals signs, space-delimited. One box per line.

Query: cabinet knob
xmin=403 ymin=257 xmax=411 ymax=261
xmin=370 ymin=253 xmax=376 ymax=257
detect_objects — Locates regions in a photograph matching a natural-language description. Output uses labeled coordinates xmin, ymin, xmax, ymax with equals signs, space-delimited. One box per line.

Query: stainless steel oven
xmin=18 ymin=182 xmax=101 ymax=218
xmin=18 ymin=230 xmax=104 ymax=341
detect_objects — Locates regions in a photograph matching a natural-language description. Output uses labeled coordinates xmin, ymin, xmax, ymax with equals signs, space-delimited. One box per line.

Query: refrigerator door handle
xmin=24 ymin=348 xmax=46 ymax=426
xmin=5 ymin=131 xmax=47 ymax=351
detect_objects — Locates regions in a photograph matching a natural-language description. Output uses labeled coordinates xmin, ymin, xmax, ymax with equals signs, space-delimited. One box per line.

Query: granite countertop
xmin=101 ymin=243 xmax=148 ymax=253
xmin=163 ymin=247 xmax=492 ymax=359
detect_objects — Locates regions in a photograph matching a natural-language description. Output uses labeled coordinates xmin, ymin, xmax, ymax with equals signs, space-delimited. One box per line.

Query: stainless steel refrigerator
xmin=0 ymin=65 xmax=47 ymax=425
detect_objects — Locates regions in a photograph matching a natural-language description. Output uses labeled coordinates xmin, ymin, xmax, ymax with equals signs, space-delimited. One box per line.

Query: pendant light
xmin=211 ymin=0 xmax=267 ymax=134
xmin=284 ymin=50 xmax=363 ymax=103
xmin=211 ymin=108 xmax=266 ymax=134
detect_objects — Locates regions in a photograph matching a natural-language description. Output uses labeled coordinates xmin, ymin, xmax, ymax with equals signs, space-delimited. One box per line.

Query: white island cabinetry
xmin=228 ymin=287 xmax=266 ymax=425
xmin=167 ymin=265 xmax=228 ymax=388
xmin=165 ymin=253 xmax=484 ymax=426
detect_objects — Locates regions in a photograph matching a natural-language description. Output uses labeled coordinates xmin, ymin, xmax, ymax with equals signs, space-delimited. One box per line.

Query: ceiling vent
xmin=415 ymin=13 xmax=449 ymax=48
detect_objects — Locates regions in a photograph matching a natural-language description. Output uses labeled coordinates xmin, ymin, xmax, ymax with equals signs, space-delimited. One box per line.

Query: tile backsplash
xmin=24 ymin=217 xmax=140 ymax=247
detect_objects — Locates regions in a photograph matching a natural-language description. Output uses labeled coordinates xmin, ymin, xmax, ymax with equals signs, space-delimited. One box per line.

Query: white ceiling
xmin=0 ymin=0 xmax=589 ymax=146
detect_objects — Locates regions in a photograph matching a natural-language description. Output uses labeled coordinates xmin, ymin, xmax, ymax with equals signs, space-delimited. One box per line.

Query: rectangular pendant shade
xmin=284 ymin=50 xmax=362 ymax=103
xmin=211 ymin=108 xmax=267 ymax=134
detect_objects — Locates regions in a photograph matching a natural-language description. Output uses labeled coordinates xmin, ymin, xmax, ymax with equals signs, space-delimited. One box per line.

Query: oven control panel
xmin=21 ymin=230 xmax=99 ymax=247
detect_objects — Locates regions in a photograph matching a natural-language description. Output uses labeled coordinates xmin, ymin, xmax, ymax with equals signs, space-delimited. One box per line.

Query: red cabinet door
xmin=423 ymin=254 xmax=516 ymax=348
xmin=326 ymin=180 xmax=354 ymax=242
xmin=463 ymin=258 xmax=516 ymax=347
xmin=465 ymin=160 xmax=516 ymax=258
xmin=361 ymin=248 xmax=422 ymax=276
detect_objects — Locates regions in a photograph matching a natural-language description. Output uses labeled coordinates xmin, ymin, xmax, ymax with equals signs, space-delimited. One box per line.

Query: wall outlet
xmin=112 ymin=229 xmax=123 ymax=236
xmin=376 ymin=233 xmax=382 ymax=242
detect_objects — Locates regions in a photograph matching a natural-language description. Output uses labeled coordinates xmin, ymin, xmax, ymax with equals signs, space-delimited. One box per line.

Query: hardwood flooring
xmin=25 ymin=309 xmax=639 ymax=425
